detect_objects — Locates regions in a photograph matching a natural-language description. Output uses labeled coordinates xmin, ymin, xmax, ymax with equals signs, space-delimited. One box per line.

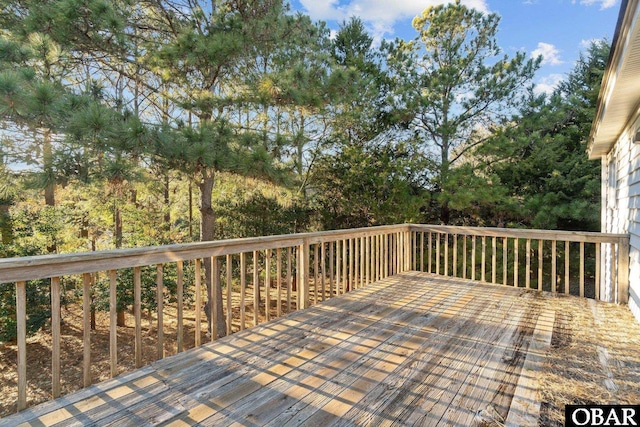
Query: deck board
xmin=1 ymin=272 xmax=557 ymax=427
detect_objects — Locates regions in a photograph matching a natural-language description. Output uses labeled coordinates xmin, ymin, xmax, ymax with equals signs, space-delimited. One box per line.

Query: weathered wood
xmin=240 ymin=253 xmax=246 ymax=330
xmin=503 ymin=237 xmax=508 ymax=286
xmin=133 ymin=267 xmax=142 ymax=367
xmin=505 ymin=310 xmax=555 ymax=427
xmin=492 ymin=236 xmax=497 ymax=284
xmin=617 ymin=239 xmax=629 ymax=304
xmin=552 ymin=241 xmax=557 ymax=294
xmin=444 ymin=233 xmax=449 ymax=277
xmin=595 ymin=243 xmax=601 ymax=300
xmin=565 ymin=241 xmax=570 ymax=295
xmin=526 ymin=239 xmax=531 ymax=289
xmin=428 ymin=233 xmax=433 ymax=274
xmin=538 ymin=240 xmax=543 ymax=291
xmin=298 ymin=240 xmax=310 ymax=309
xmin=463 ymin=235 xmax=467 ymax=279
xmin=109 ymin=269 xmax=117 ymax=378
xmin=514 ymin=239 xmax=519 ymax=287
xmin=342 ymin=239 xmax=347 ymax=293
xmin=16 ymin=281 xmax=26 ymax=411
xmin=226 ymin=255 xmax=232 ymax=336
xmin=436 ymin=233 xmax=441 ymax=276
xmin=177 ymin=261 xmax=184 ymax=353
xmin=313 ymin=244 xmax=319 ymax=303
xmin=157 ymin=264 xmax=165 ymax=356
xmin=277 ymin=248 xmax=283 ymax=315
xmin=266 ymin=250 xmax=271 ymax=321
xmin=51 ymin=276 xmax=61 ymax=399
xmin=253 ymin=251 xmax=259 ymax=327
xmin=6 ymin=273 xmax=624 ymax=426
xmin=471 ymin=235 xmax=476 ymax=281
xmin=195 ymin=260 xmax=202 ymax=346
xmin=453 ymin=234 xmax=458 ymax=277
xmin=580 ymin=242 xmax=585 ymax=297
xmin=481 ymin=236 xmax=486 ymax=282
xmin=83 ymin=273 xmax=92 ymax=386
xmin=287 ymin=247 xmax=293 ymax=311
xmin=213 ymin=256 xmax=220 ymax=339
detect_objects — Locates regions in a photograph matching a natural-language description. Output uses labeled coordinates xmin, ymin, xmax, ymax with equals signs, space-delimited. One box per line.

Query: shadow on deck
xmin=1 ymin=271 xmax=638 ymax=427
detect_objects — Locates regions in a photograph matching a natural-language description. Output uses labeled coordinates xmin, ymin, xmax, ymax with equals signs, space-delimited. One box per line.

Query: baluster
xmin=83 ymin=273 xmax=93 ymax=384
xmin=177 ymin=261 xmax=184 ymax=352
xmin=109 ymin=269 xmax=118 ymax=376
xmin=51 ymin=276 xmax=61 ymax=398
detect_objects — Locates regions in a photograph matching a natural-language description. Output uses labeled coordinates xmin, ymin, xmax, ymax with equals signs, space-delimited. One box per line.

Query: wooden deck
xmin=2 ymin=272 xmax=559 ymax=426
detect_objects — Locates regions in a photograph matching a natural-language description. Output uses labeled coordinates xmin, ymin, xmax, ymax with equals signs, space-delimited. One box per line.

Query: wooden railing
xmin=409 ymin=225 xmax=630 ymax=304
xmin=0 ymin=224 xmax=629 ymax=414
xmin=0 ymin=224 xmax=411 ymax=413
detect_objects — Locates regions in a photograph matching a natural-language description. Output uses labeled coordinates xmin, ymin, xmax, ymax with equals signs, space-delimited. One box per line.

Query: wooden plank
xmin=565 ymin=241 xmax=570 ymax=295
xmin=481 ymin=236 xmax=486 ymax=282
xmin=526 ymin=239 xmax=531 ymax=289
xmin=617 ymin=238 xmax=629 ymax=304
xmin=177 ymin=261 xmax=184 ymax=353
xmin=240 ymin=253 xmax=246 ymax=329
xmin=436 ymin=233 xmax=441 ymax=276
xmin=505 ymin=310 xmax=555 ymax=427
xmin=463 ymin=235 xmax=467 ymax=279
xmin=420 ymin=232 xmax=424 ymax=272
xmin=212 ymin=256 xmax=219 ymax=340
xmin=503 ymin=237 xmax=508 ymax=285
xmin=492 ymin=236 xmax=497 ymax=284
xmin=342 ymin=239 xmax=347 ymax=293
xmin=444 ymin=233 xmax=449 ymax=277
xmin=51 ymin=276 xmax=61 ymax=399
xmin=16 ymin=281 xmax=27 ymax=411
xmin=253 ymin=251 xmax=259 ymax=327
xmin=471 ymin=235 xmax=476 ymax=281
xmin=329 ymin=242 xmax=334 ymax=297
xmin=83 ymin=273 xmax=92 ymax=386
xmin=2 ymin=224 xmax=626 ymax=283
xmin=194 ymin=260 xmax=202 ymax=347
xmin=428 ymin=233 xmax=432 ymax=274
xmin=287 ymin=247 xmax=292 ymax=311
xmin=299 ymin=240 xmax=310 ymax=309
xmin=157 ymin=264 xmax=165 ymax=357
xmin=595 ymin=243 xmax=601 ymax=300
xmin=226 ymin=255 xmax=232 ymax=336
xmin=109 ymin=269 xmax=117 ymax=377
xmin=514 ymin=239 xmax=519 ymax=287
xmin=552 ymin=241 xmax=557 ymax=294
xmin=133 ymin=267 xmax=142 ymax=367
xmin=266 ymin=250 xmax=272 ymax=321
xmin=453 ymin=234 xmax=458 ymax=277
xmin=336 ymin=240 xmax=341 ymax=294
xmin=580 ymin=241 xmax=585 ymax=297
xmin=538 ymin=240 xmax=543 ymax=291
xmin=277 ymin=248 xmax=283 ymax=315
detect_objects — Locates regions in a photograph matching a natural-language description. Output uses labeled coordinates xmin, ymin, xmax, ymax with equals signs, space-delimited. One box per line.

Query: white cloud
xmin=573 ymin=0 xmax=618 ymax=10
xmin=534 ymin=74 xmax=564 ymax=96
xmin=532 ymin=42 xmax=563 ymax=66
xmin=298 ymin=0 xmax=490 ymax=41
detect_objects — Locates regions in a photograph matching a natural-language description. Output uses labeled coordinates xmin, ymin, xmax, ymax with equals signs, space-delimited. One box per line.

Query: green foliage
xmin=311 ymin=142 xmax=427 ymax=229
xmin=384 ymin=0 xmax=539 ymax=224
xmin=480 ymin=40 xmax=609 ymax=230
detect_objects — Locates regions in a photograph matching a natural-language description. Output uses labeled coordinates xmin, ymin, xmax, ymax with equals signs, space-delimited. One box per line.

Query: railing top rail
xmin=408 ymin=224 xmax=628 ymax=244
xmin=0 ymin=224 xmax=410 ymax=283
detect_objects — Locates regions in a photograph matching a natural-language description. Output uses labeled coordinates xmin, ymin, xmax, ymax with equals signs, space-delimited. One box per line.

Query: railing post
xmin=617 ymin=237 xmax=630 ymax=304
xmin=298 ymin=238 xmax=310 ymax=309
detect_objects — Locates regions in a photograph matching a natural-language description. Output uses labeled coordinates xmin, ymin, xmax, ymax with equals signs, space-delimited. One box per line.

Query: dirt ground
xmin=1 ymin=286 xmax=639 ymax=425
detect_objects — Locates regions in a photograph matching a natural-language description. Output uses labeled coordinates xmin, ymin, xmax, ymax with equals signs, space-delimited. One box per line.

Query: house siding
xmin=604 ymin=122 xmax=640 ymax=322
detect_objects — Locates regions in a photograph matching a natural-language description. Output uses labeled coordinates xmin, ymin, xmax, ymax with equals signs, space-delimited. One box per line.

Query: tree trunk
xmin=0 ymin=203 xmax=13 ymax=245
xmin=43 ymin=128 xmax=57 ymax=253
xmin=198 ymin=169 xmax=226 ymax=338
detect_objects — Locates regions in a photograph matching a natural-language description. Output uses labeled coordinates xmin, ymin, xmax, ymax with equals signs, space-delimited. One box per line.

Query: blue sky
xmin=290 ymin=0 xmax=621 ymax=95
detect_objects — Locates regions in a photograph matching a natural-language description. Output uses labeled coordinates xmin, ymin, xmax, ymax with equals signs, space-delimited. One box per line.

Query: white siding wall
xmin=604 ymin=122 xmax=640 ymax=322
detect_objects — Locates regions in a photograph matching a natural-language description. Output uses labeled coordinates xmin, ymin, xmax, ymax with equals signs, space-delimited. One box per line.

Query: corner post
xmin=617 ymin=236 xmax=630 ymax=304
